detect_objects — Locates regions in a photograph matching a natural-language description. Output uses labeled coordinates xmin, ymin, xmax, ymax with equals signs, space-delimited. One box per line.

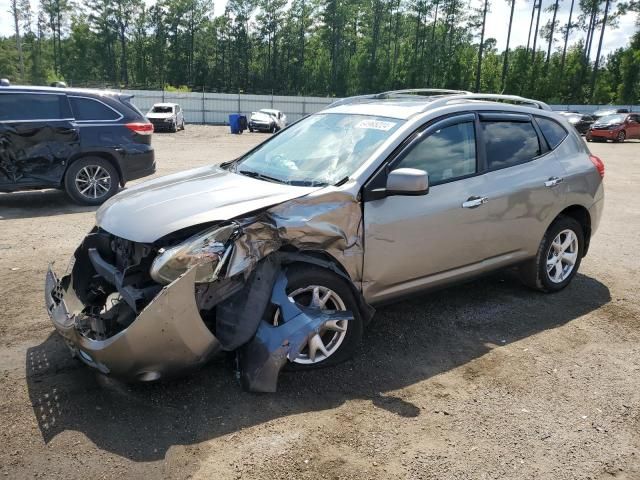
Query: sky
xmin=0 ymin=0 xmax=637 ymax=58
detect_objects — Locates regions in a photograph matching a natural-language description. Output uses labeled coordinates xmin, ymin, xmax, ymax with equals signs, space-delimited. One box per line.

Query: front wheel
xmin=271 ymin=265 xmax=363 ymax=370
xmin=519 ymin=216 xmax=584 ymax=292
xmin=270 ymin=124 xmax=276 ymax=133
xmin=615 ymin=130 xmax=626 ymax=143
xmin=64 ymin=157 xmax=120 ymax=205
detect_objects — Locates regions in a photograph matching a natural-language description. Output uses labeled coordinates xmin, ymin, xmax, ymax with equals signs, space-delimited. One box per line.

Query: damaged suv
xmin=45 ymin=90 xmax=604 ymax=392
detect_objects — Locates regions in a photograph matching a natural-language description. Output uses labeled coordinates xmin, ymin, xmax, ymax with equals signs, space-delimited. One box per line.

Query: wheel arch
xmin=275 ymin=247 xmax=374 ymax=325
xmin=65 ymin=151 xmax=124 ymax=187
xmin=555 ymin=205 xmax=592 ymax=257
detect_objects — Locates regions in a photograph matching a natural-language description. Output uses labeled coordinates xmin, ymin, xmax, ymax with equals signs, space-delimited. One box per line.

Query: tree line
xmin=1 ymin=0 xmax=640 ymax=104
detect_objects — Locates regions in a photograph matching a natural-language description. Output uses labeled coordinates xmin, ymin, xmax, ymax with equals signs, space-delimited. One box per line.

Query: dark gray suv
xmin=0 ymin=85 xmax=155 ymax=205
xmin=45 ymin=90 xmax=604 ymax=391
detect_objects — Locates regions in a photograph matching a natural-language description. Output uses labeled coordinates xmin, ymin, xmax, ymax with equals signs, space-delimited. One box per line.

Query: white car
xmin=146 ymin=103 xmax=185 ymax=132
xmin=249 ymin=109 xmax=287 ymax=133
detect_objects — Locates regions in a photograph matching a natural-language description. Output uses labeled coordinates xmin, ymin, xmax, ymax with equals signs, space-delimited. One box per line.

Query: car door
xmin=0 ymin=91 xmax=79 ymax=189
xmin=627 ymin=114 xmax=640 ymax=138
xmin=362 ymin=113 xmax=494 ymax=304
xmin=477 ymin=113 xmax=568 ymax=261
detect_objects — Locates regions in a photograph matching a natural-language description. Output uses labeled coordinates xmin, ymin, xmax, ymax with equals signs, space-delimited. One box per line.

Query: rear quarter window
xmin=0 ymin=93 xmax=66 ymax=121
xmin=69 ymin=96 xmax=121 ymax=121
xmin=536 ymin=117 xmax=568 ymax=149
xmin=482 ymin=121 xmax=541 ymax=170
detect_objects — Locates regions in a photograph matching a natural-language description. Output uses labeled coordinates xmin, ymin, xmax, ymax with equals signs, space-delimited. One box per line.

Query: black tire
xmin=171 ymin=121 xmax=178 ymax=133
xmin=249 ymin=127 xmax=254 ymax=132
xmin=518 ymin=215 xmax=584 ymax=293
xmin=181 ymin=120 xmax=185 ymax=130
xmin=615 ymin=130 xmax=626 ymax=143
xmin=270 ymin=123 xmax=276 ymax=133
xmin=275 ymin=265 xmax=363 ymax=370
xmin=64 ymin=157 xmax=120 ymax=206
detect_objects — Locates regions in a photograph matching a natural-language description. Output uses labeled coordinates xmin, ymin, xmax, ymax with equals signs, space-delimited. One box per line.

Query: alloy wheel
xmin=546 ymin=229 xmax=579 ymax=284
xmin=75 ymin=165 xmax=112 ymax=200
xmin=273 ymin=285 xmax=348 ymax=364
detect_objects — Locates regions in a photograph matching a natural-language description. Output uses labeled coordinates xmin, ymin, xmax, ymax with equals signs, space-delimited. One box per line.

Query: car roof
xmin=259 ymin=108 xmax=280 ymax=114
xmin=151 ymin=102 xmax=177 ymax=107
xmin=322 ymin=90 xmax=552 ymax=120
xmin=0 ymin=84 xmax=126 ymax=98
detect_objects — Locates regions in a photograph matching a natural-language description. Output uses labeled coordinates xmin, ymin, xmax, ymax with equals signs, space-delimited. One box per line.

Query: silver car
xmin=45 ymin=90 xmax=604 ymax=391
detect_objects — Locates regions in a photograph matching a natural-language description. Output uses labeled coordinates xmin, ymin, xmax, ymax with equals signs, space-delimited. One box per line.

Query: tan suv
xmin=45 ymin=90 xmax=604 ymax=391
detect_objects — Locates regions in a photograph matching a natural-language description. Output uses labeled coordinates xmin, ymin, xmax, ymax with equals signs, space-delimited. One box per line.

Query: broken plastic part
xmin=238 ymin=270 xmax=353 ymax=393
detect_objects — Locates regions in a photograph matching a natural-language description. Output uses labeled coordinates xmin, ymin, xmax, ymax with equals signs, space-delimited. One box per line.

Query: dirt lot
xmin=0 ymin=125 xmax=638 ymax=480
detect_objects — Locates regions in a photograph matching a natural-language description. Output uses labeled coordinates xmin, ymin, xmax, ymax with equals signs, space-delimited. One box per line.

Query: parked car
xmin=0 ymin=85 xmax=155 ymax=205
xmin=557 ymin=112 xmax=595 ymax=135
xmin=146 ymin=103 xmax=185 ymax=132
xmin=586 ymin=112 xmax=640 ymax=143
xmin=249 ymin=108 xmax=287 ymax=133
xmin=45 ymin=90 xmax=604 ymax=392
xmin=592 ymin=107 xmax=629 ymax=119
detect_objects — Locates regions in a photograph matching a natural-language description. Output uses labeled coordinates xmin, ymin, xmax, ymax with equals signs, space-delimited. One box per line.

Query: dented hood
xmin=96 ymin=165 xmax=319 ymax=243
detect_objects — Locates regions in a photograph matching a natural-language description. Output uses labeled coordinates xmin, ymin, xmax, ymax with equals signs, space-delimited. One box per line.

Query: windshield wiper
xmin=238 ymin=169 xmax=288 ymax=184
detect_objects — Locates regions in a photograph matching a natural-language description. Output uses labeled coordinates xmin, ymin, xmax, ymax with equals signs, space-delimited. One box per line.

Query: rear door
xmin=0 ymin=91 xmax=79 ymax=189
xmin=477 ymin=113 xmax=568 ymax=260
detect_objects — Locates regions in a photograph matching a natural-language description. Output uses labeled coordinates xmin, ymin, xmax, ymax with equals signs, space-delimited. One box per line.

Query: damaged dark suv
xmin=0 ymin=85 xmax=155 ymax=205
xmin=45 ymin=90 xmax=604 ymax=392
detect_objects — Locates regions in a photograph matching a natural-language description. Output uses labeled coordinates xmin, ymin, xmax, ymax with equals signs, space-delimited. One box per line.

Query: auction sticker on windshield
xmin=355 ymin=119 xmax=397 ymax=131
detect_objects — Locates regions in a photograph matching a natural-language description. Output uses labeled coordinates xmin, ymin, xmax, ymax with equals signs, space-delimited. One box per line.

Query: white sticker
xmin=355 ymin=119 xmax=396 ymax=131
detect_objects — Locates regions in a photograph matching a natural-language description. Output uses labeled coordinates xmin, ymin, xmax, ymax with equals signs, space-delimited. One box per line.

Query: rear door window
xmin=536 ymin=117 xmax=568 ymax=149
xmin=0 ymin=93 xmax=66 ymax=121
xmin=482 ymin=121 xmax=541 ymax=170
xmin=396 ymin=121 xmax=477 ymax=184
xmin=69 ymin=96 xmax=121 ymax=121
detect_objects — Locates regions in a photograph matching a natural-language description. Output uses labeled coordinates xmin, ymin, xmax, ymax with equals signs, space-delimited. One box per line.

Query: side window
xmin=396 ymin=121 xmax=477 ymax=184
xmin=482 ymin=121 xmax=541 ymax=170
xmin=0 ymin=93 xmax=65 ymax=121
xmin=69 ymin=97 xmax=121 ymax=121
xmin=629 ymin=114 xmax=640 ymax=122
xmin=536 ymin=117 xmax=568 ymax=149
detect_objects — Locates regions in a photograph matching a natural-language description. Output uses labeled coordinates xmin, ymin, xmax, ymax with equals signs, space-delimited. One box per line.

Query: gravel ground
xmin=0 ymin=125 xmax=638 ymax=480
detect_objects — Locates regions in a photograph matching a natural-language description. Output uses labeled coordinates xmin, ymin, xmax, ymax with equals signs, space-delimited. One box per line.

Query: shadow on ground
xmin=0 ymin=189 xmax=97 ymax=219
xmin=26 ymin=270 xmax=610 ymax=464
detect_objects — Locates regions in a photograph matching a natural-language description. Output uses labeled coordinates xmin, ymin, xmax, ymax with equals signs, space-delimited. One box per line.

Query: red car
xmin=586 ymin=113 xmax=640 ymax=143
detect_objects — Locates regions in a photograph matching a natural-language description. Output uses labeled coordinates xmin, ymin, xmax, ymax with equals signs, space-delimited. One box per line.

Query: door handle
xmin=545 ymin=176 xmax=564 ymax=187
xmin=462 ymin=196 xmax=489 ymax=208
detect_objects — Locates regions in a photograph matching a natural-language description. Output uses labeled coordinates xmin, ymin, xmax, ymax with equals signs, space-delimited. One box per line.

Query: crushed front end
xmin=44 ymin=226 xmax=234 ymax=381
xmin=44 ymin=190 xmax=371 ymax=391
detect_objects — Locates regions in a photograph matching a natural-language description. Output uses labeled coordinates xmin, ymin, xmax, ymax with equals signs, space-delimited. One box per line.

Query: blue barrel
xmin=229 ymin=114 xmax=240 ymax=134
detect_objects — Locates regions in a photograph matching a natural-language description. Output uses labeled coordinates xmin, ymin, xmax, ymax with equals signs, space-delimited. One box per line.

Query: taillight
xmin=126 ymin=122 xmax=154 ymax=135
xmin=589 ymin=154 xmax=604 ymax=178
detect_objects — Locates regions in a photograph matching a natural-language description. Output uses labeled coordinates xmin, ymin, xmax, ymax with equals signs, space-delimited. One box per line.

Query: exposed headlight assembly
xmin=150 ymin=223 xmax=238 ymax=285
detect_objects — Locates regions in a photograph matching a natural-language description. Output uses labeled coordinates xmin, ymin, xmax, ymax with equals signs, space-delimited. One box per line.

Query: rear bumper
xmin=45 ymin=264 xmax=221 ymax=381
xmin=120 ymin=148 xmax=156 ymax=183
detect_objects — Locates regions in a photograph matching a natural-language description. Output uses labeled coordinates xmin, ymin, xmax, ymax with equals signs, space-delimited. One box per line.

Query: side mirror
xmin=386 ymin=168 xmax=429 ymax=196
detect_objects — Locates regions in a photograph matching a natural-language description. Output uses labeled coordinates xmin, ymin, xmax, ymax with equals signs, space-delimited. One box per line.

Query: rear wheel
xmin=519 ymin=216 xmax=584 ymax=292
xmin=64 ymin=157 xmax=120 ymax=205
xmin=271 ymin=265 xmax=363 ymax=370
xmin=270 ymin=124 xmax=276 ymax=133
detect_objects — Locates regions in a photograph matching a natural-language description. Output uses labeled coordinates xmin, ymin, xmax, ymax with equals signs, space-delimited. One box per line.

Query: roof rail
xmin=427 ymin=93 xmax=551 ymax=111
xmin=326 ymin=94 xmax=377 ymax=109
xmin=375 ymin=88 xmax=472 ymax=98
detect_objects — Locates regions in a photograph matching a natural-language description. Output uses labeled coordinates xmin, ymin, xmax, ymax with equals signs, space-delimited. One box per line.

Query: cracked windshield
xmin=233 ymin=113 xmax=402 ymax=186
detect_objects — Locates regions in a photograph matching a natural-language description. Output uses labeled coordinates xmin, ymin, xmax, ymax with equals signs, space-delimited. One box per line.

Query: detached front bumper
xmin=45 ymin=265 xmax=222 ymax=381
